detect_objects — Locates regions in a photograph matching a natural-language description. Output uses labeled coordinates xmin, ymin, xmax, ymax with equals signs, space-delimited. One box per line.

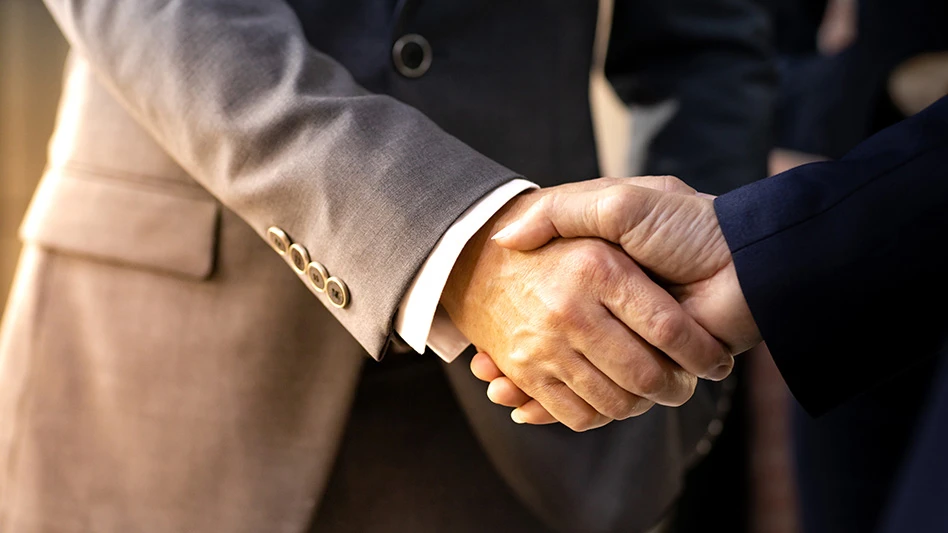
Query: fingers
xmin=471 ymin=351 xmax=504 ymax=381
xmin=580 ymin=307 xmax=698 ymax=407
xmin=474 ymin=354 xmax=607 ymax=427
xmin=481 ymin=372 xmax=650 ymax=427
xmin=471 ymin=353 xmax=536 ymax=409
xmin=519 ymin=376 xmax=613 ymax=432
xmin=491 ymin=176 xmax=695 ymax=251
xmin=628 ymin=175 xmax=697 ymax=195
xmin=476 ymin=332 xmax=659 ymax=421
xmin=488 ymin=372 xmax=652 ymax=428
xmin=491 ymin=184 xmax=654 ymax=251
xmin=486 ymin=377 xmax=532 ymax=407
xmin=601 ymin=256 xmax=734 ymax=381
xmin=471 ymin=352 xmax=616 ymax=420
xmin=556 ymin=175 xmax=696 ymax=195
xmin=548 ymin=175 xmax=693 ymax=195
xmin=476 ymin=353 xmax=641 ymax=424
xmin=511 ymin=399 xmax=558 ymax=425
xmin=552 ymin=355 xmax=656 ymax=420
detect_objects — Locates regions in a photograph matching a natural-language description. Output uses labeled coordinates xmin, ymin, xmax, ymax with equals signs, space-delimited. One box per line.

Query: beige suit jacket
xmin=0 ymin=55 xmax=375 ymax=533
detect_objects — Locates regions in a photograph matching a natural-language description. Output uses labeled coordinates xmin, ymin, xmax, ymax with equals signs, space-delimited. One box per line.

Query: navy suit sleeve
xmin=606 ymin=0 xmax=776 ymax=195
xmin=715 ymin=96 xmax=948 ymax=416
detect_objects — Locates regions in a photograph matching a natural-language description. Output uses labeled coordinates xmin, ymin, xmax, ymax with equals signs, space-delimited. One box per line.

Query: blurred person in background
xmin=771 ymin=0 xmax=947 ymax=166
xmin=0 ymin=1 xmax=774 ymax=532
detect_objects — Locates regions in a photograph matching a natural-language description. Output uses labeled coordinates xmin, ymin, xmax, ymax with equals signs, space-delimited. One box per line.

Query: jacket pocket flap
xmin=20 ymin=167 xmax=220 ymax=280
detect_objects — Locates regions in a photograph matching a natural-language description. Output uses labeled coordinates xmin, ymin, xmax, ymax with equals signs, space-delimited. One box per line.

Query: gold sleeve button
xmin=267 ymin=227 xmax=291 ymax=255
xmin=326 ymin=277 xmax=350 ymax=309
xmin=306 ymin=261 xmax=330 ymax=293
xmin=288 ymin=244 xmax=311 ymax=274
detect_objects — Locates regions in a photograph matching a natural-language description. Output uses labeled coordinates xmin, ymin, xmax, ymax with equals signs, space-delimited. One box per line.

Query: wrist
xmin=441 ymin=189 xmax=541 ymax=316
xmin=722 ymin=261 xmax=764 ymax=353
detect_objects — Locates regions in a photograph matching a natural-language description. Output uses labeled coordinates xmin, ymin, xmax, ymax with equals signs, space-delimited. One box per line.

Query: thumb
xmin=492 ymin=185 xmax=656 ymax=250
xmin=489 ymin=196 xmax=562 ymax=250
xmin=492 ymin=176 xmax=700 ymax=251
xmin=629 ymin=175 xmax=698 ymax=195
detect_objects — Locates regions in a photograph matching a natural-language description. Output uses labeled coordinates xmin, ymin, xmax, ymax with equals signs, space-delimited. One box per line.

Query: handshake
xmin=440 ymin=176 xmax=763 ymax=431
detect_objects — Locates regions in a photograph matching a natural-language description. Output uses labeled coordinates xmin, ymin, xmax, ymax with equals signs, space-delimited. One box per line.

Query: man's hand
xmin=472 ymin=176 xmax=763 ymax=425
xmin=440 ymin=180 xmax=733 ymax=432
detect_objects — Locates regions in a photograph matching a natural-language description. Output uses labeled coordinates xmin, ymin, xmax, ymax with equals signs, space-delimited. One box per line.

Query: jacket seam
xmin=58 ymin=161 xmax=213 ymax=201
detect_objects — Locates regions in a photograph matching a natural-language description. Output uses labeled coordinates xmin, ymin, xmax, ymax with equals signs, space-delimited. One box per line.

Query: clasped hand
xmin=440 ymin=176 xmax=762 ymax=431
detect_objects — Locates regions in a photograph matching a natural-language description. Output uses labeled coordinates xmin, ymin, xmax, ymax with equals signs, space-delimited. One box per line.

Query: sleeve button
xmin=306 ymin=261 xmax=329 ymax=292
xmin=326 ymin=277 xmax=350 ymax=309
xmin=288 ymin=244 xmax=311 ymax=274
xmin=267 ymin=227 xmax=291 ymax=255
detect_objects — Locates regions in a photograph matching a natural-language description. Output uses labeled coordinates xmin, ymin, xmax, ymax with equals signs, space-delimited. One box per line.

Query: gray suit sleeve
xmin=42 ymin=0 xmax=519 ymax=357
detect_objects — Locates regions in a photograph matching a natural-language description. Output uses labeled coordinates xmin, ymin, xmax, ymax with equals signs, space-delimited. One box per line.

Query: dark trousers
xmin=311 ymin=352 xmax=553 ymax=533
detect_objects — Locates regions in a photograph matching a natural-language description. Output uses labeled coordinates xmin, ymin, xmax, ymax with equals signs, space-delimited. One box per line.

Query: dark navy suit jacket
xmin=881 ymin=354 xmax=948 ymax=532
xmin=716 ymin=95 xmax=948 ymax=531
xmin=759 ymin=3 xmax=948 ymax=530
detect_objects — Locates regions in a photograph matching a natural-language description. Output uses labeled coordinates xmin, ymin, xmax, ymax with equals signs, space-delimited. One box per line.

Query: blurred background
xmin=0 ymin=0 xmax=67 ymax=309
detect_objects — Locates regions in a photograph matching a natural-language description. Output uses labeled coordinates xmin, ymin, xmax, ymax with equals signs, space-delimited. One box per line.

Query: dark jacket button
xmin=392 ymin=34 xmax=432 ymax=78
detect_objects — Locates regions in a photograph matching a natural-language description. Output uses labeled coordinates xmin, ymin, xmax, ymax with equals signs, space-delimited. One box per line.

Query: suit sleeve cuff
xmin=394 ymin=179 xmax=538 ymax=362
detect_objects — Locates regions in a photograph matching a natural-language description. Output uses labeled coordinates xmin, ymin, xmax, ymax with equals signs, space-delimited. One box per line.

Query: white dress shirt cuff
xmin=394 ymin=178 xmax=538 ymax=362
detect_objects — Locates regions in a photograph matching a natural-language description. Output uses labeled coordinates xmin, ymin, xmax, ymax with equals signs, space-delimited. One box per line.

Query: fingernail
xmin=708 ymin=361 xmax=734 ymax=381
xmin=511 ymin=410 xmax=526 ymax=424
xmin=491 ymin=221 xmax=521 ymax=241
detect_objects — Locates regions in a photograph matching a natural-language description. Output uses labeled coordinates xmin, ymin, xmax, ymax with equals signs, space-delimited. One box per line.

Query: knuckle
xmin=546 ymin=294 xmax=594 ymax=332
xmin=595 ymin=187 xmax=632 ymax=216
xmin=564 ymin=363 xmax=595 ymax=390
xmin=572 ymin=249 xmax=606 ymax=278
xmin=646 ymin=307 xmax=689 ymax=351
xmin=545 ymin=298 xmax=588 ymax=331
xmin=534 ymin=382 xmax=602 ymax=432
xmin=568 ymin=410 xmax=603 ymax=433
xmin=633 ymin=360 xmax=670 ymax=399
xmin=681 ymin=373 xmax=699 ymax=403
xmin=533 ymin=193 xmax=556 ymax=215
xmin=659 ymin=175 xmax=689 ymax=191
xmin=579 ymin=389 xmax=628 ymax=422
xmin=621 ymin=398 xmax=656 ymax=419
xmin=533 ymin=377 xmax=582 ymax=412
xmin=505 ymin=349 xmax=530 ymax=371
xmin=593 ymin=176 xmax=624 ymax=188
xmin=666 ymin=372 xmax=699 ymax=407
xmin=685 ymin=370 xmax=699 ymax=395
xmin=594 ymin=186 xmax=642 ymax=236
xmin=606 ymin=394 xmax=643 ymax=420
xmin=636 ymin=400 xmax=657 ymax=417
xmin=572 ymin=242 xmax=620 ymax=280
xmin=504 ymin=350 xmax=539 ymax=387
